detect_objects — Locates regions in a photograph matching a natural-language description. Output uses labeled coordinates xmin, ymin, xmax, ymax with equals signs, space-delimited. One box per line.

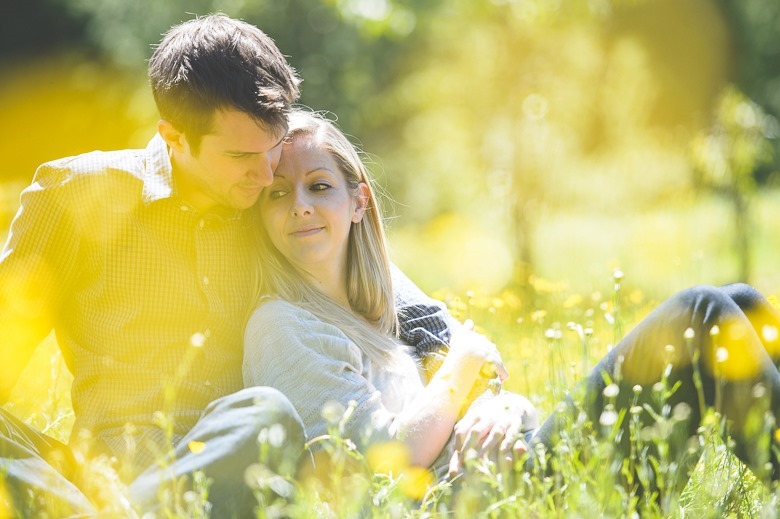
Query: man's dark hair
xmin=148 ymin=13 xmax=301 ymax=153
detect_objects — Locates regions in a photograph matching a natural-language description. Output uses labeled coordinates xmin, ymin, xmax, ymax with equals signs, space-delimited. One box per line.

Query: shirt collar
xmin=141 ymin=133 xmax=174 ymax=204
xmin=139 ymin=133 xmax=249 ymax=221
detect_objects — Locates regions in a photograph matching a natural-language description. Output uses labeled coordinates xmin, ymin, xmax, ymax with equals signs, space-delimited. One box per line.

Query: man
xmin=0 ymin=13 xmax=450 ymax=517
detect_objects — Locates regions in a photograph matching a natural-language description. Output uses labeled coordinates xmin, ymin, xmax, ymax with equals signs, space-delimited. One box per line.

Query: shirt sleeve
xmin=391 ymin=263 xmax=453 ymax=357
xmin=0 ymin=163 xmax=82 ymax=396
xmin=243 ymin=300 xmax=395 ymax=450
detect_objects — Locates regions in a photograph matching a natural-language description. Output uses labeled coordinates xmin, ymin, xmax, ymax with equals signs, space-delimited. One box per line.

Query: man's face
xmin=172 ymin=109 xmax=286 ymax=212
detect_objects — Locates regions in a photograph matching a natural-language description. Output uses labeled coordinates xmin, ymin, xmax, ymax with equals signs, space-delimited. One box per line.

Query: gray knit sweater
xmin=243 ymin=299 xmax=428 ymax=452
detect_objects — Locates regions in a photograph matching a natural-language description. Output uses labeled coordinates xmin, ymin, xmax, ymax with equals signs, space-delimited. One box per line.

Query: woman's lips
xmin=290 ymin=226 xmax=324 ymax=237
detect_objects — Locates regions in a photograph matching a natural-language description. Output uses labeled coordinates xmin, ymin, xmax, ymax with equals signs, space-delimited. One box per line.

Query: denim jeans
xmin=0 ymin=386 xmax=304 ymax=517
xmin=532 ymin=283 xmax=780 ymax=486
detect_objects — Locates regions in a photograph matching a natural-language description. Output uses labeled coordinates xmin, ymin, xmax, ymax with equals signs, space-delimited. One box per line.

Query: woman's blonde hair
xmin=257 ymin=110 xmax=402 ymax=364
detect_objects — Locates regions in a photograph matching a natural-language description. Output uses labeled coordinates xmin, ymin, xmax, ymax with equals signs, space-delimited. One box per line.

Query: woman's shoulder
xmin=247 ymin=297 xmax=350 ymax=343
xmin=245 ymin=297 xmax=362 ymax=366
xmin=250 ymin=297 xmax=319 ymax=326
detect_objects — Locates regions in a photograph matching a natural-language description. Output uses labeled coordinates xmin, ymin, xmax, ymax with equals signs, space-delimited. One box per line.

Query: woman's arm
xmin=244 ymin=300 xmax=506 ymax=469
xmin=389 ymin=325 xmax=508 ymax=467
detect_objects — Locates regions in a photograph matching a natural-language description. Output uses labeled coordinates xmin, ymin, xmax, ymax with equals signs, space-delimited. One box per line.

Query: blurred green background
xmin=1 ymin=0 xmax=779 ymax=300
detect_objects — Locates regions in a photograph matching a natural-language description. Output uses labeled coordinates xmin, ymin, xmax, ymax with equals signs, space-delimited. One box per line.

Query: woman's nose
xmin=291 ymin=190 xmax=312 ymax=216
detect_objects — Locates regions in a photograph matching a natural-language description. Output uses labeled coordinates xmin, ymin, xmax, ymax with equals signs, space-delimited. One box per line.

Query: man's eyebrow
xmin=226 ymin=135 xmax=287 ymax=155
xmin=274 ymin=167 xmax=334 ymax=180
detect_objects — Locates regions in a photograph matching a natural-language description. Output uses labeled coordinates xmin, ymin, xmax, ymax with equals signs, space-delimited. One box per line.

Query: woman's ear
xmin=352 ymin=182 xmax=370 ymax=223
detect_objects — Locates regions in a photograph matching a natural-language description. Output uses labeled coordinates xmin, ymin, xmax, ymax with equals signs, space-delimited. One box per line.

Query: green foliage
xmin=6 ymin=273 xmax=780 ymax=516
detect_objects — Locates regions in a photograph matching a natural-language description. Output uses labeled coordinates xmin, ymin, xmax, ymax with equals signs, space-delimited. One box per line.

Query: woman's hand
xmin=421 ymin=320 xmax=509 ymax=416
xmin=447 ymin=392 xmax=538 ymax=477
xmin=446 ymin=319 xmax=509 ymax=383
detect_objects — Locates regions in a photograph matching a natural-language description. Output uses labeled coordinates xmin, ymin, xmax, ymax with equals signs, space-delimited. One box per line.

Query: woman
xmin=243 ymin=110 xmax=780 ymax=487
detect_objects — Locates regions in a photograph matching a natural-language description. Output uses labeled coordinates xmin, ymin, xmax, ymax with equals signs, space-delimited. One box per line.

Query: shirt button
xmin=202 ymin=276 xmax=209 ymax=285
xmin=180 ymin=205 xmax=189 ymax=211
xmin=198 ymin=219 xmax=205 ymax=229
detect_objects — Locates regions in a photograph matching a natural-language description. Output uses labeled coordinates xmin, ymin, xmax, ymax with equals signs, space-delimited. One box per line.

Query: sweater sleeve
xmin=243 ymin=300 xmax=395 ymax=450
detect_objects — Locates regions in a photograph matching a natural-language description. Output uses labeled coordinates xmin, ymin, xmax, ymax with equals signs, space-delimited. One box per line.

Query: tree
xmin=691 ymin=86 xmax=777 ymax=282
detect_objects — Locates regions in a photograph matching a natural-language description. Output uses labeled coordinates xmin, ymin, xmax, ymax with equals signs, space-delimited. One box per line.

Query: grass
xmin=2 ymin=185 xmax=779 ymax=516
xmin=3 ymin=271 xmax=779 ymax=517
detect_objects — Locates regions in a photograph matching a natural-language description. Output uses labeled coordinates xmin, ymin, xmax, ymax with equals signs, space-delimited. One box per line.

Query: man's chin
xmin=226 ymin=195 xmax=262 ymax=211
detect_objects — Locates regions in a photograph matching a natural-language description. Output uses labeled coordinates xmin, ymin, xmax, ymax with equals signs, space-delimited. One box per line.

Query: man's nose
xmin=249 ymin=154 xmax=274 ymax=186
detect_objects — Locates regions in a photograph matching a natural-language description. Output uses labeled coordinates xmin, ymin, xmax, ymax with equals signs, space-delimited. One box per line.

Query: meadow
xmin=3 ymin=187 xmax=779 ymax=517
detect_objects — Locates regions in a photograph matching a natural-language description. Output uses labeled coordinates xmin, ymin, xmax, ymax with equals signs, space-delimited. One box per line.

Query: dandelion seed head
xmin=684 ymin=328 xmax=695 ymax=340
xmin=321 ymin=400 xmax=346 ymax=424
xmin=244 ymin=463 xmax=269 ymax=490
xmin=762 ymin=325 xmax=779 ymax=343
xmin=599 ymin=409 xmax=618 ymax=427
xmin=633 ymin=384 xmax=642 ymax=394
xmin=715 ymin=347 xmax=729 ymax=363
xmin=603 ymin=384 xmax=619 ymax=398
xmin=710 ymin=325 xmax=720 ymax=337
xmin=267 ymin=423 xmax=286 ymax=448
xmin=673 ymin=403 xmax=691 ymax=421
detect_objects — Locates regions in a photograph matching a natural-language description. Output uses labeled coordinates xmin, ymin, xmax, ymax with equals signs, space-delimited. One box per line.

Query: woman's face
xmin=259 ymin=135 xmax=368 ymax=279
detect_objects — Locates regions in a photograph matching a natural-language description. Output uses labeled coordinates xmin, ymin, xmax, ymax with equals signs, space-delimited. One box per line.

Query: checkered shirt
xmin=1 ymin=134 xmax=451 ymax=472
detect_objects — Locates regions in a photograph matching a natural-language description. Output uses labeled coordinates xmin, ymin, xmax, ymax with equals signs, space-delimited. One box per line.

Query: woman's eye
xmin=311 ymin=183 xmax=331 ymax=192
xmin=268 ymin=189 xmax=288 ymax=200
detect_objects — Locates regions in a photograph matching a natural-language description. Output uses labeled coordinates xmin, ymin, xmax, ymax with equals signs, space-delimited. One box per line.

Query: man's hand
xmin=447 ymin=392 xmax=538 ymax=477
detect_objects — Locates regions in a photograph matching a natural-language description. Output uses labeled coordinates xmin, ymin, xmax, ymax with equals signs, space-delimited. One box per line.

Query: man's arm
xmin=0 ymin=165 xmax=80 ymax=400
xmin=391 ymin=263 xmax=455 ymax=357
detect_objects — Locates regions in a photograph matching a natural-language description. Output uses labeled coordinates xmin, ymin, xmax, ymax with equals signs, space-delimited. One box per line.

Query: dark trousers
xmin=0 ymin=386 xmax=304 ymax=517
xmin=532 ymin=283 xmax=780 ymax=487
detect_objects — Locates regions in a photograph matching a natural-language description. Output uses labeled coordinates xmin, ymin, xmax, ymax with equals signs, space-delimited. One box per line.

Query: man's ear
xmin=157 ymin=120 xmax=187 ymax=153
xmin=352 ymin=183 xmax=370 ymax=223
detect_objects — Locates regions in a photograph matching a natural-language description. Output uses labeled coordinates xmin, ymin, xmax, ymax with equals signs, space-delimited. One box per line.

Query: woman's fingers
xmin=448 ymin=449 xmax=461 ymax=477
xmin=498 ymin=424 xmax=522 ymax=454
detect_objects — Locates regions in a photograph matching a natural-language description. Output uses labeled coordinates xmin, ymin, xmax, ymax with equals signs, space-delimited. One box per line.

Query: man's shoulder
xmin=38 ymin=148 xmax=144 ymax=183
xmin=33 ymin=135 xmax=169 ymax=194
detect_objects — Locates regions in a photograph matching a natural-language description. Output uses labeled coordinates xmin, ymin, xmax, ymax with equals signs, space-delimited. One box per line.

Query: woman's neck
xmin=300 ymin=263 xmax=351 ymax=310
